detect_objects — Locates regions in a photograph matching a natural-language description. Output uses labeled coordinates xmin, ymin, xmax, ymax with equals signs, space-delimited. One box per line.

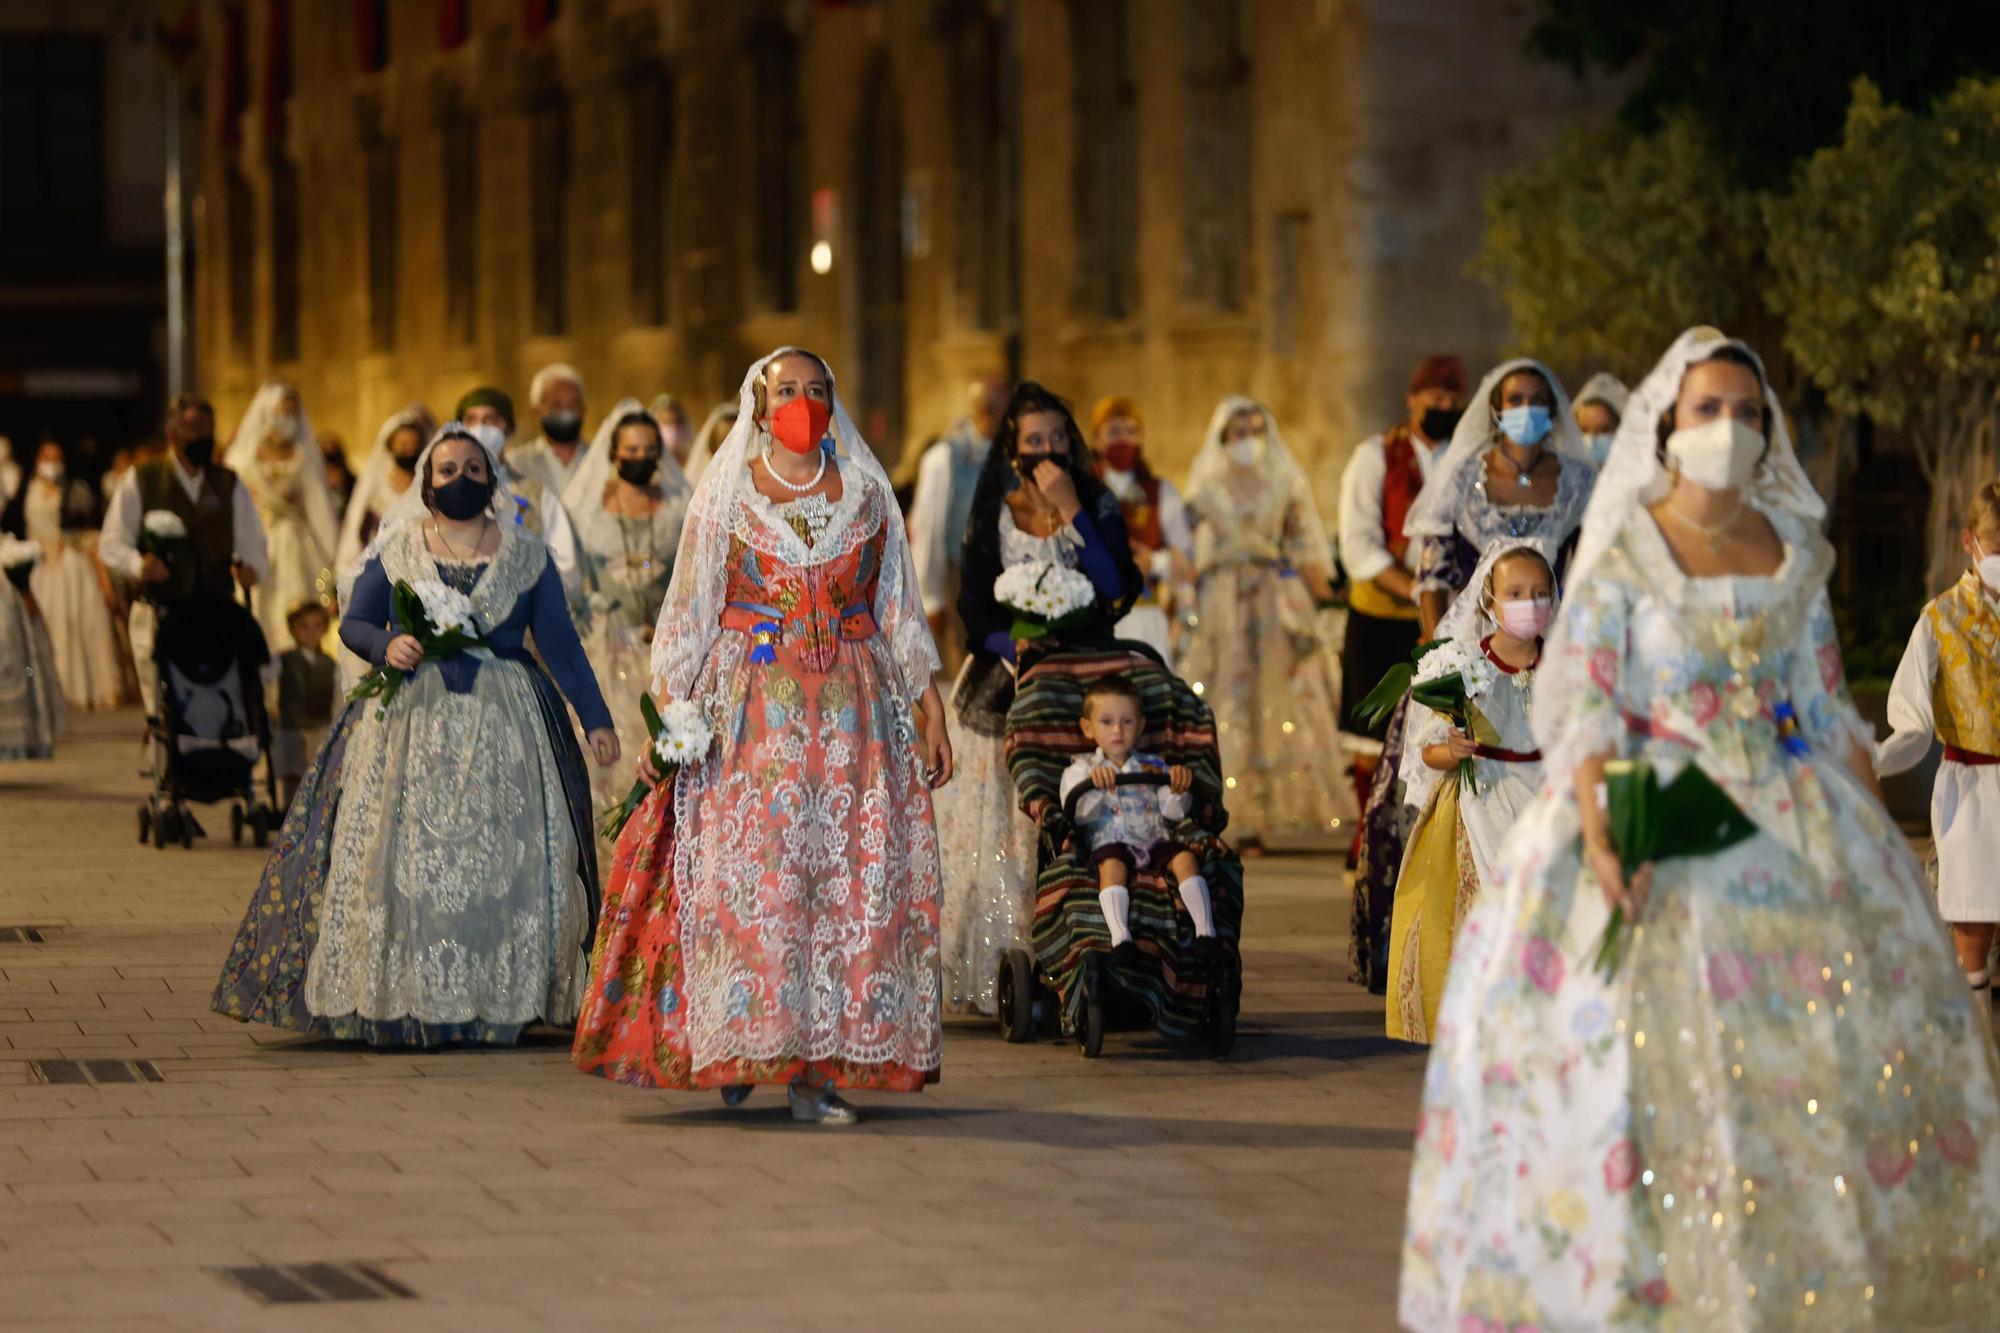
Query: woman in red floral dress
xmin=572 ymin=349 xmax=953 ymax=1124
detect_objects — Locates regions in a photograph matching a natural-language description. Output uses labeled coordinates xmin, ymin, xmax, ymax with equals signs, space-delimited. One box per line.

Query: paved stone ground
xmin=0 ymin=710 xmax=1423 ymax=1331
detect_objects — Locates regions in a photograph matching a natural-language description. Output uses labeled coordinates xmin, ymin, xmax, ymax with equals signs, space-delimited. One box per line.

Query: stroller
xmin=997 ymin=645 xmax=1245 ymax=1058
xmin=137 ymin=592 xmax=278 ymax=851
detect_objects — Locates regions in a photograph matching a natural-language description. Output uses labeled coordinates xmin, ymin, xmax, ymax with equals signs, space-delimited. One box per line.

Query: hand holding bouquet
xmin=1590 ymin=760 xmax=1757 ymax=978
xmin=1355 ymin=638 xmax=1497 ymax=792
xmin=599 ymin=695 xmax=714 ymax=842
xmin=994 ymin=560 xmax=1096 ymax=642
xmin=0 ymin=536 xmax=41 ymax=593
xmin=348 ymin=578 xmax=487 ymax=715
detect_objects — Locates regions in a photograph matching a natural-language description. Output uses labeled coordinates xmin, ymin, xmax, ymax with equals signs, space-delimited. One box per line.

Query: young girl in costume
xmin=1384 ymin=541 xmax=1554 ymax=1043
xmin=1878 ymin=478 xmax=2000 ymax=988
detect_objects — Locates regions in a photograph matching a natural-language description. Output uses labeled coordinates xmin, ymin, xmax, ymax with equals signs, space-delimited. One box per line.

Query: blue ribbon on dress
xmin=749 ymin=620 xmax=781 ymax=664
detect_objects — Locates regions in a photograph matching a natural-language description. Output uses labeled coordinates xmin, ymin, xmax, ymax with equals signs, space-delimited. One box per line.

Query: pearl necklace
xmin=762 ymin=445 xmax=826 ymax=494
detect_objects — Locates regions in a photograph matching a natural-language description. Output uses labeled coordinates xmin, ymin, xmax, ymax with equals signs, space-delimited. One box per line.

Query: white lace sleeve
xmin=1790 ymin=586 xmax=1875 ymax=758
xmin=1400 ymin=698 xmax=1453 ymax=812
xmin=869 ymin=473 xmax=944 ymax=702
xmin=1533 ymin=544 xmax=1635 ymax=780
xmin=649 ymin=466 xmax=731 ymax=700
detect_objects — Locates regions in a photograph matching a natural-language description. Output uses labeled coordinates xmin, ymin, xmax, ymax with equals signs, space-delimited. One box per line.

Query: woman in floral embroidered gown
xmin=1179 ymin=395 xmax=1353 ymax=850
xmin=1399 ymin=328 xmax=2000 ymax=1330
xmin=212 ymin=424 xmax=617 ymax=1047
xmin=571 ymin=349 xmax=952 ymax=1125
xmin=561 ymin=397 xmax=691 ymax=839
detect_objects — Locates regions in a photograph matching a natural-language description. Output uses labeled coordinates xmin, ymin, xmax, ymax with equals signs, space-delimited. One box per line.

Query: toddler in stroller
xmin=1058 ymin=675 xmax=1221 ymax=972
xmin=1002 ymin=646 xmax=1243 ymax=1057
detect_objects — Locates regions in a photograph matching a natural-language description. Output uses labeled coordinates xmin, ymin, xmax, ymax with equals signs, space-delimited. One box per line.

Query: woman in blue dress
xmin=212 ymin=424 xmax=618 ymax=1046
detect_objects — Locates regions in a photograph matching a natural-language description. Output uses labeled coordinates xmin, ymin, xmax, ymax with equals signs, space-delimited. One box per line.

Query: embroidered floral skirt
xmin=572 ymin=634 xmax=943 ymax=1091
xmin=1400 ymin=760 xmax=2000 ymax=1330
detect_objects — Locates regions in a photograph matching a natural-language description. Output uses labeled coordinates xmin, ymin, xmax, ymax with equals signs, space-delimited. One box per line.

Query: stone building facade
xmin=188 ymin=0 xmax=1622 ymax=501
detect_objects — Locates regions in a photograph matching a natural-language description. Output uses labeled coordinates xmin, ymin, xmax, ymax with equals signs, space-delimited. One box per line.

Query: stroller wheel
xmin=997 ymin=948 xmax=1037 ymax=1044
xmin=1206 ymin=960 xmax=1241 ymax=1058
xmin=250 ymin=805 xmax=270 ymax=850
xmin=137 ymin=803 xmax=151 ymax=845
xmin=1078 ymin=954 xmax=1106 ymax=1060
xmin=179 ymin=809 xmax=195 ymax=850
xmin=152 ymin=803 xmax=172 ymax=850
xmin=229 ymin=804 xmax=244 ymax=846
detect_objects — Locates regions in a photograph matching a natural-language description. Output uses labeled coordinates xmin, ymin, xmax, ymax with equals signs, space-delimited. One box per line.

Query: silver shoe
xmin=787 ymin=1081 xmax=859 ymax=1125
xmin=719 ymin=1083 xmax=754 ymax=1107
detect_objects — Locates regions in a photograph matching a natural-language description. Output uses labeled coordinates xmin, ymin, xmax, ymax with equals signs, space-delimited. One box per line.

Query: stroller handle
xmin=1060 ymin=768 xmax=1171 ymax=824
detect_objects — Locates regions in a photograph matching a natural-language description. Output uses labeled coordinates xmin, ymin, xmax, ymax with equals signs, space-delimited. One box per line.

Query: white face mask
xmin=1224 ymin=436 xmax=1264 ymax=467
xmin=1665 ymin=416 xmax=1763 ymax=492
xmin=467 ymin=422 xmax=508 ymax=457
xmin=272 ymin=412 xmax=300 ymax=440
xmin=36 ymin=461 xmax=63 ymax=483
xmin=1974 ymin=539 xmax=2000 ymax=594
xmin=1583 ymin=432 xmax=1615 ymax=467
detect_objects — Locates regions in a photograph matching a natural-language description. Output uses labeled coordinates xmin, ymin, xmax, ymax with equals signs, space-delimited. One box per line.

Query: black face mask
xmin=432 ymin=474 xmax=492 ymax=521
xmin=541 ymin=412 xmax=583 ymax=445
xmin=616 ymin=458 xmax=659 ymax=486
xmin=390 ymin=449 xmax=424 ymax=472
xmin=1015 ymin=452 xmax=1059 ymax=479
xmin=1420 ymin=407 xmax=1464 ymax=442
xmin=183 ymin=434 xmax=215 ymax=470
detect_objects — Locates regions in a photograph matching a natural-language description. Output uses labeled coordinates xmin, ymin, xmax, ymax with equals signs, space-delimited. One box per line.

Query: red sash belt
xmin=1474 ymin=744 xmax=1542 ymax=763
xmin=719 ymin=601 xmax=877 ymax=641
xmin=1944 ymin=744 xmax=2000 ymax=767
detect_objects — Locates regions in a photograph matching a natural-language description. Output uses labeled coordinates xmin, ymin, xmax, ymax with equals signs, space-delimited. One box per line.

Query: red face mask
xmin=770 ymin=397 xmax=832 ymax=455
xmin=1102 ymin=443 xmax=1140 ymax=472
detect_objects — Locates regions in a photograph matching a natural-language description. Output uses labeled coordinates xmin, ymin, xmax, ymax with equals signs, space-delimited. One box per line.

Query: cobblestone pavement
xmin=0 ymin=710 xmax=1423 ymax=1331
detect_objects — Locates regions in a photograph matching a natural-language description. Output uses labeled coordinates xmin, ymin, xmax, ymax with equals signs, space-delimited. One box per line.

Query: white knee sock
xmin=1178 ymin=874 xmax=1216 ymax=938
xmin=1099 ymin=886 xmax=1133 ymax=946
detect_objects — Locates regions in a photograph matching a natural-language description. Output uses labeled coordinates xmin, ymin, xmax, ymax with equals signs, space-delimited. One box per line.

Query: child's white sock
xmin=1968 ymin=965 xmax=1993 ymax=990
xmin=1099 ymin=886 xmax=1133 ymax=946
xmin=1178 ymin=874 xmax=1216 ymax=938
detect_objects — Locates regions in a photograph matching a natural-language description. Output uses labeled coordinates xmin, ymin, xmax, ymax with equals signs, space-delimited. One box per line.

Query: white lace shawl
xmin=648 ymin=349 xmax=940 ymax=703
xmin=1404 ymin=358 xmax=1590 ymax=540
xmin=1401 ymin=535 xmax=1559 ymax=812
xmin=227 ymin=380 xmax=337 ymax=558
xmin=1533 ymin=326 xmax=1830 ymax=769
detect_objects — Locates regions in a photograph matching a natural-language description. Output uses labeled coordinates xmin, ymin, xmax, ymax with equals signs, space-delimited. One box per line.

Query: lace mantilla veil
xmin=337 ymin=405 xmax=434 ymax=576
xmin=648 ymin=348 xmax=940 ymax=702
xmin=226 ymin=379 xmax=338 ymax=556
xmin=1403 ymin=357 xmax=1589 ymax=541
xmin=562 ymin=395 xmax=693 ymax=519
xmin=1531 ymin=325 xmax=1826 ymax=765
xmin=1400 ymin=534 xmax=1560 ymax=814
xmin=1182 ymin=394 xmax=1334 ymax=559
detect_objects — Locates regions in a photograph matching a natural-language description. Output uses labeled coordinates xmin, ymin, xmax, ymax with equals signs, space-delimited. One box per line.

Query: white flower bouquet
xmin=347 ymin=578 xmax=488 ymax=714
xmin=598 ymin=695 xmax=715 ymax=842
xmin=1356 ymin=637 xmax=1498 ymax=793
xmin=138 ymin=509 xmax=188 ymax=565
xmin=994 ymin=560 xmax=1096 ymax=641
xmin=1 ymin=536 xmax=41 ymax=591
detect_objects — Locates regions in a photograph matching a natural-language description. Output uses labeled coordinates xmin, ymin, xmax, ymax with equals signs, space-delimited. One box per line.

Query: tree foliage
xmin=1475 ymin=112 xmax=1764 ymax=382
xmin=1528 ymin=0 xmax=2000 ymax=188
xmin=1765 ymin=78 xmax=2000 ymax=590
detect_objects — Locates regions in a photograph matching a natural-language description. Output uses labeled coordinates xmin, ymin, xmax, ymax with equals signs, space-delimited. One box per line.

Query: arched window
xmin=745 ymin=9 xmax=802 ymax=314
xmin=940 ymin=0 xmax=1002 ymax=330
xmin=440 ymin=96 xmax=478 ymax=347
xmin=1179 ymin=0 xmax=1250 ymax=310
xmin=528 ymin=87 xmax=571 ymax=336
xmin=628 ymin=60 xmax=673 ymax=327
xmin=1069 ymin=0 xmax=1136 ymax=320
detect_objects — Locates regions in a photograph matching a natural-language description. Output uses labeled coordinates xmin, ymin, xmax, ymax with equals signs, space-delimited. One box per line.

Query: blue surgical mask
xmin=1497 ymin=405 xmax=1553 ymax=446
xmin=1583 ymin=432 xmax=1614 ymax=466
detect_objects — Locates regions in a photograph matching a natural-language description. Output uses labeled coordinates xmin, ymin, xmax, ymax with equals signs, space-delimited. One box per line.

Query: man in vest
xmin=100 ymin=393 xmax=270 ymax=715
xmin=1336 ymin=353 xmax=1467 ymax=738
xmin=1089 ymin=395 xmax=1194 ymax=661
xmin=908 ymin=372 xmax=1008 ymax=673
xmin=503 ymin=363 xmax=589 ymax=501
